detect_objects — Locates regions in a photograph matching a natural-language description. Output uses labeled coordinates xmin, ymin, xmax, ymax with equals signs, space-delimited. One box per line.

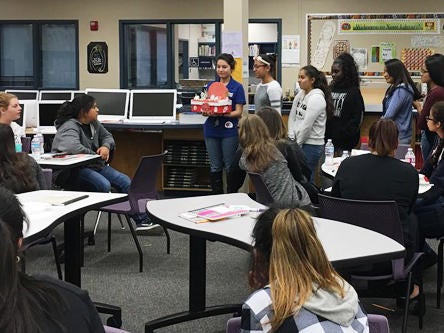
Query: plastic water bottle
xmin=341 ymin=150 xmax=349 ymax=161
xmin=31 ymin=136 xmax=41 ymax=159
xmin=14 ymin=135 xmax=22 ymax=152
xmin=325 ymin=139 xmax=334 ymax=165
xmin=405 ymin=148 xmax=416 ymax=168
xmin=35 ymin=129 xmax=44 ymax=154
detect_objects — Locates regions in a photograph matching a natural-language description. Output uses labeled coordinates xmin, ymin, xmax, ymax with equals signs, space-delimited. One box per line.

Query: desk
xmin=19 ymin=190 xmax=127 ymax=287
xmin=145 ymin=193 xmax=405 ymax=332
xmin=35 ymin=154 xmax=101 ymax=169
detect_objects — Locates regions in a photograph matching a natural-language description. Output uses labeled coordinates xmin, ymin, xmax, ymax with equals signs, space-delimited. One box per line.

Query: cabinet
xmin=163 ymin=140 xmax=211 ymax=192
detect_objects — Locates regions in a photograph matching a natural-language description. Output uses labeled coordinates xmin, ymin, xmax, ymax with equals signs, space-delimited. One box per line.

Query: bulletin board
xmin=307 ymin=13 xmax=444 ymax=76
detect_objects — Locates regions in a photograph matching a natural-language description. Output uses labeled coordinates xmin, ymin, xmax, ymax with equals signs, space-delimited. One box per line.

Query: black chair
xmin=98 ymin=151 xmax=170 ymax=272
xmin=317 ymin=193 xmax=423 ymax=333
xmin=247 ymin=172 xmax=274 ymax=206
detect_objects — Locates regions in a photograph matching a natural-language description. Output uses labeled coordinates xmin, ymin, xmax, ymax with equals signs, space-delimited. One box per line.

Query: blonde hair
xmin=0 ymin=93 xmax=17 ymax=113
xmin=238 ymin=114 xmax=280 ymax=172
xmin=269 ymin=209 xmax=345 ymax=330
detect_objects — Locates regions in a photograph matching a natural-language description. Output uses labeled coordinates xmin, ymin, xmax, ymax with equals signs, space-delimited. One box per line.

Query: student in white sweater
xmin=288 ymin=65 xmax=333 ymax=181
xmin=253 ymin=54 xmax=282 ymax=114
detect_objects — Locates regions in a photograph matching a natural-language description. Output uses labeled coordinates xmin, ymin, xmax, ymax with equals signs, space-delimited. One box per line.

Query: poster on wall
xmin=222 ymin=32 xmax=242 ymax=58
xmin=282 ymin=35 xmax=300 ymax=66
xmin=87 ymin=42 xmax=108 ymax=74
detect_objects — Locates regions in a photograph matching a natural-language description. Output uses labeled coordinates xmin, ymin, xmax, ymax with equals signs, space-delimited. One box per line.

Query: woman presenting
xmin=203 ymin=53 xmax=245 ymax=194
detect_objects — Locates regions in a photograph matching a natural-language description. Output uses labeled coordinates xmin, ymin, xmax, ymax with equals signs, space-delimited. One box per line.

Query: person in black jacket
xmin=0 ymin=186 xmax=105 ymax=333
xmin=325 ymin=52 xmax=365 ymax=155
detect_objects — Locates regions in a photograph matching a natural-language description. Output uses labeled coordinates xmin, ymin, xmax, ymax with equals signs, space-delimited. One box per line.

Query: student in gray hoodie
xmin=241 ymin=208 xmax=368 ymax=333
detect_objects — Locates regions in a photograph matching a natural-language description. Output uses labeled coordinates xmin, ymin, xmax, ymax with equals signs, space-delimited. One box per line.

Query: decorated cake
xmin=191 ymin=82 xmax=232 ymax=114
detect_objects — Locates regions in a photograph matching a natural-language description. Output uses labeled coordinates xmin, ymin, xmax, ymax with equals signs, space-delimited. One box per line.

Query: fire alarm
xmin=90 ymin=21 xmax=99 ymax=31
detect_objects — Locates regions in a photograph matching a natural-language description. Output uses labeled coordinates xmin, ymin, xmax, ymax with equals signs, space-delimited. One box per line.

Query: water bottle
xmin=35 ymin=129 xmax=44 ymax=154
xmin=325 ymin=139 xmax=334 ymax=165
xmin=31 ymin=136 xmax=41 ymax=159
xmin=341 ymin=150 xmax=349 ymax=161
xmin=14 ymin=135 xmax=22 ymax=152
xmin=405 ymin=148 xmax=416 ymax=168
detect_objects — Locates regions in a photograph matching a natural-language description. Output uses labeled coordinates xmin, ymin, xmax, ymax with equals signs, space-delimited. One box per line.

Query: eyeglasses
xmin=253 ymin=64 xmax=265 ymax=69
xmin=92 ymin=104 xmax=99 ymax=109
xmin=421 ymin=69 xmax=429 ymax=74
xmin=426 ymin=116 xmax=436 ymax=122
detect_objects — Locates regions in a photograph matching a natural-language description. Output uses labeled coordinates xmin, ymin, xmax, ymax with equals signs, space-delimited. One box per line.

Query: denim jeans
xmin=69 ymin=165 xmax=147 ymax=225
xmin=301 ymin=143 xmax=323 ymax=182
xmin=205 ymin=135 xmax=239 ymax=172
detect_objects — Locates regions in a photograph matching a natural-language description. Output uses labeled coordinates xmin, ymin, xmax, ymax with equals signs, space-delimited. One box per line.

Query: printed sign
xmin=87 ymin=42 xmax=108 ymax=73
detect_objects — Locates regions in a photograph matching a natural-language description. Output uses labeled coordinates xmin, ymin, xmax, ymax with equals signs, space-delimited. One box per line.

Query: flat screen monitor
xmin=72 ymin=90 xmax=85 ymax=99
xmin=20 ymin=101 xmax=38 ymax=128
xmin=129 ymin=89 xmax=177 ymax=123
xmin=85 ymin=88 xmax=129 ymax=121
xmin=38 ymin=101 xmax=63 ymax=127
xmin=39 ymin=90 xmax=73 ymax=101
xmin=5 ymin=90 xmax=39 ymax=101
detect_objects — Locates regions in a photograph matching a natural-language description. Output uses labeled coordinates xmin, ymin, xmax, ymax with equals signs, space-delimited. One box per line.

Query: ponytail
xmin=301 ymin=65 xmax=334 ymax=119
xmin=55 ymin=93 xmax=95 ymax=127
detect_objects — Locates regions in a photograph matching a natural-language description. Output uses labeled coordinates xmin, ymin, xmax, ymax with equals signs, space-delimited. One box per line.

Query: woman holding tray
xmin=203 ymin=53 xmax=246 ymax=194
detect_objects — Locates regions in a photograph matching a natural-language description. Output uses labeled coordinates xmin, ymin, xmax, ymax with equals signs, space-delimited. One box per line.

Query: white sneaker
xmin=136 ymin=223 xmax=164 ymax=236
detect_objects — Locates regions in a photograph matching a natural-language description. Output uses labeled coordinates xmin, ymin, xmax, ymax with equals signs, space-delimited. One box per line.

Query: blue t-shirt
xmin=203 ymin=77 xmax=246 ymax=138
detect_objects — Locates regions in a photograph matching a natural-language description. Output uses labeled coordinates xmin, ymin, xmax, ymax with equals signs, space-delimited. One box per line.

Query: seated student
xmin=0 ymin=123 xmax=45 ymax=193
xmin=0 ymin=92 xmax=25 ymax=139
xmin=238 ymin=114 xmax=311 ymax=208
xmin=242 ymin=208 xmax=368 ymax=333
xmin=415 ymin=101 xmax=444 ymax=262
xmin=0 ymin=186 xmax=105 ymax=333
xmin=51 ymin=93 xmax=159 ymax=233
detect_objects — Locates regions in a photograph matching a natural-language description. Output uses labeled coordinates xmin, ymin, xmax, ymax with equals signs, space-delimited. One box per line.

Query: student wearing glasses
xmin=51 ymin=93 xmax=157 ymax=232
xmin=253 ymin=54 xmax=282 ymax=114
xmin=413 ymin=54 xmax=444 ymax=160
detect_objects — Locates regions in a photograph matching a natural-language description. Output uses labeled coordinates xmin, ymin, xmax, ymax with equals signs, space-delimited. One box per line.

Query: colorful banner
xmin=338 ymin=19 xmax=440 ymax=34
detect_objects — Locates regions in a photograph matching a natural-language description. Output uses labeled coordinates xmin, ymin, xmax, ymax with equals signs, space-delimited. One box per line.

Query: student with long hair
xmin=238 ymin=115 xmax=310 ymax=207
xmin=0 ymin=92 xmax=25 ymax=139
xmin=253 ymin=54 xmax=282 ymax=114
xmin=0 ymin=186 xmax=105 ymax=333
xmin=414 ymin=53 xmax=444 ymax=160
xmin=288 ymin=65 xmax=333 ymax=180
xmin=203 ymin=53 xmax=245 ymax=194
xmin=0 ymin=123 xmax=45 ymax=193
xmin=381 ymin=58 xmax=421 ymax=144
xmin=51 ymin=93 xmax=156 ymax=232
xmin=326 ymin=52 xmax=365 ymax=154
xmin=242 ymin=208 xmax=368 ymax=333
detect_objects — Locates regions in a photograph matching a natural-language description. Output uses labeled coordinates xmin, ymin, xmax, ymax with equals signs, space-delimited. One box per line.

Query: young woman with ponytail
xmin=0 ymin=186 xmax=104 ymax=332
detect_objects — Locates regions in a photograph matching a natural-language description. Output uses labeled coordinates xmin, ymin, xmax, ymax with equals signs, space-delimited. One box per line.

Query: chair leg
xmin=107 ymin=212 xmax=112 ymax=252
xmin=162 ymin=225 xmax=171 ymax=254
xmin=93 ymin=211 xmax=102 ymax=235
xmin=438 ymin=239 xmax=443 ymax=308
xmin=50 ymin=235 xmax=63 ymax=280
xmin=402 ymin=271 xmax=413 ymax=333
xmin=124 ymin=215 xmax=143 ymax=272
xmin=117 ymin=214 xmax=125 ymax=230
xmin=80 ymin=215 xmax=85 ymax=267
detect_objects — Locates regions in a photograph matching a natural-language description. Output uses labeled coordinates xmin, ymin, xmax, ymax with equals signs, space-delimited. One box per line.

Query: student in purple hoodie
xmin=381 ymin=59 xmax=421 ymax=144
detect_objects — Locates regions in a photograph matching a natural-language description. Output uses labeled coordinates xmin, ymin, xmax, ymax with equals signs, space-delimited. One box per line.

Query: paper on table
xmin=180 ymin=204 xmax=264 ymax=223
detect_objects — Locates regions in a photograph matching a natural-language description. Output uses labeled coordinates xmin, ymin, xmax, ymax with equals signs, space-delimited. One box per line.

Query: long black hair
xmin=384 ymin=58 xmax=421 ymax=100
xmin=424 ymin=53 xmax=444 ymax=88
xmin=330 ymin=52 xmax=360 ymax=89
xmin=0 ymin=124 xmax=39 ymax=193
xmin=430 ymin=101 xmax=444 ymax=167
xmin=55 ymin=93 xmax=95 ymax=128
xmin=0 ymin=187 xmax=66 ymax=333
xmin=301 ymin=65 xmax=334 ymax=119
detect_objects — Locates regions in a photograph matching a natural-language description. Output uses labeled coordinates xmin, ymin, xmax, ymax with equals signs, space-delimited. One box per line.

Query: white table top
xmin=147 ymin=193 xmax=405 ymax=267
xmin=19 ymin=190 xmax=127 ymax=241
xmin=34 ymin=154 xmax=100 ymax=168
xmin=321 ymin=156 xmax=433 ymax=194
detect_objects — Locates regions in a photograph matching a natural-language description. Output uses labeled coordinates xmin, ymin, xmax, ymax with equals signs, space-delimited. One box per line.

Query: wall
xmin=1 ymin=0 xmax=443 ymax=92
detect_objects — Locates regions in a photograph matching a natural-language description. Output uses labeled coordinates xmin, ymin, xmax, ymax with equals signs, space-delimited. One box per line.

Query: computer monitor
xmin=20 ymin=101 xmax=38 ymax=128
xmin=38 ymin=101 xmax=63 ymax=127
xmin=39 ymin=90 xmax=73 ymax=101
xmin=72 ymin=90 xmax=85 ymax=100
xmin=129 ymin=89 xmax=177 ymax=123
xmin=5 ymin=90 xmax=39 ymax=101
xmin=85 ymin=88 xmax=130 ymax=122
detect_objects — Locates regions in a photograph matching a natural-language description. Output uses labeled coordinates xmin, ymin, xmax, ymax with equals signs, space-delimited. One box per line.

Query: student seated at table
xmin=0 ymin=123 xmax=45 ymax=193
xmin=238 ymin=114 xmax=311 ymax=208
xmin=331 ymin=118 xmax=419 ymax=260
xmin=0 ymin=186 xmax=105 ymax=333
xmin=51 ymin=93 xmax=158 ymax=233
xmin=0 ymin=92 xmax=25 ymax=139
xmin=241 ymin=208 xmax=368 ymax=333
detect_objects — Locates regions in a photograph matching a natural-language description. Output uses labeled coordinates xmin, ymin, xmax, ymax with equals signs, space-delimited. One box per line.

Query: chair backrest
xmin=226 ymin=316 xmax=241 ymax=333
xmin=394 ymin=143 xmax=411 ymax=160
xmin=317 ymin=193 xmax=404 ymax=245
xmin=21 ymin=136 xmax=31 ymax=153
xmin=368 ymin=314 xmax=389 ymax=333
xmin=128 ymin=151 xmax=167 ymax=212
xmin=41 ymin=168 xmax=53 ymax=190
xmin=248 ymin=172 xmax=274 ymax=206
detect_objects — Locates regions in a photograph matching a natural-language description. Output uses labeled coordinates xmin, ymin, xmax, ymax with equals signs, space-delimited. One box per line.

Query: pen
xmin=371 ymin=303 xmax=395 ymax=312
xmin=53 ymin=194 xmax=89 ymax=206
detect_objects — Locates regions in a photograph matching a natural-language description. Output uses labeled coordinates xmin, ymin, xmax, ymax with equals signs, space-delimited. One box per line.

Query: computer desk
xmin=19 ymin=190 xmax=127 ymax=287
xmin=145 ymin=193 xmax=405 ymax=332
xmin=35 ymin=153 xmax=101 ymax=169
